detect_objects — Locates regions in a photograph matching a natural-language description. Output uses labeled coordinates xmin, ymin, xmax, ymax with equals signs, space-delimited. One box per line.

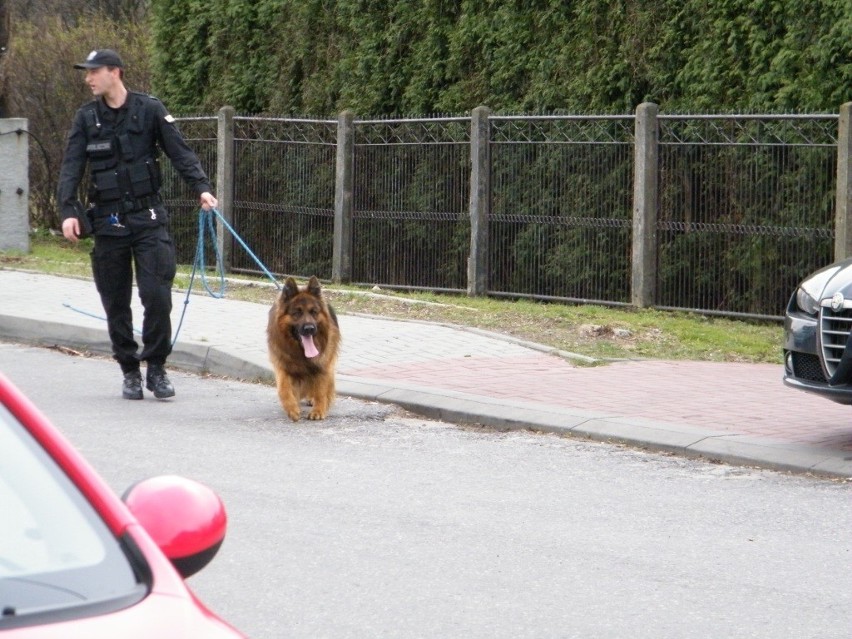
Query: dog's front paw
xmin=307 ymin=408 xmax=327 ymax=420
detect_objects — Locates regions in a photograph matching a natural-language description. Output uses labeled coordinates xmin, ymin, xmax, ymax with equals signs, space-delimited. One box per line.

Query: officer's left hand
xmin=200 ymin=192 xmax=218 ymax=211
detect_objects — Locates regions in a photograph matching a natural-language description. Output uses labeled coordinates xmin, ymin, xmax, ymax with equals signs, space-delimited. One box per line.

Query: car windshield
xmin=0 ymin=402 xmax=144 ymax=627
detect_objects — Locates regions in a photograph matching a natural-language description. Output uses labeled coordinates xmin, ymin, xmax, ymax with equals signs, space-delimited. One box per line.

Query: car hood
xmin=2 ymin=591 xmax=242 ymax=639
xmin=800 ymin=258 xmax=852 ymax=302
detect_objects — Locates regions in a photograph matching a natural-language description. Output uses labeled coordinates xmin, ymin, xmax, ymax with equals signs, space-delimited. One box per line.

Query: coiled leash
xmin=171 ymin=207 xmax=282 ymax=344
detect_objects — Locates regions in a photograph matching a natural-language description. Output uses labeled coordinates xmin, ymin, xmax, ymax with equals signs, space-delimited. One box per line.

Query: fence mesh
xmin=657 ymin=115 xmax=838 ymax=318
xmin=488 ymin=116 xmax=634 ymax=304
xmin=229 ymin=117 xmax=337 ymax=280
xmin=352 ymin=118 xmax=471 ymax=291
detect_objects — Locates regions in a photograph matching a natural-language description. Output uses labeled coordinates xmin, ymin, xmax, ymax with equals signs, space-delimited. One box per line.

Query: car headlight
xmin=795 ymin=286 xmax=821 ymax=315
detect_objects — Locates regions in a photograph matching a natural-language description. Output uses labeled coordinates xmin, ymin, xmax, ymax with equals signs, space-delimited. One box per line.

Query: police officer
xmin=58 ymin=49 xmax=218 ymax=400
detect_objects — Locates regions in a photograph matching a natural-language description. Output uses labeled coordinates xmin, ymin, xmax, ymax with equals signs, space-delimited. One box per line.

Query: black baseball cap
xmin=73 ymin=49 xmax=124 ymax=69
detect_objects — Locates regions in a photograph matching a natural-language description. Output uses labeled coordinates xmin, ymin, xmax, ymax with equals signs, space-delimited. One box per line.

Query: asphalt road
xmin=2 ymin=342 xmax=850 ymax=639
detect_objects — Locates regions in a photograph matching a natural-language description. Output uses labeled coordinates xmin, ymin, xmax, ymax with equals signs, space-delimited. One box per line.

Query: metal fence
xmin=488 ymin=115 xmax=634 ymax=305
xmin=231 ymin=117 xmax=337 ymax=279
xmin=655 ymin=114 xmax=838 ymax=319
xmin=352 ymin=117 xmax=471 ymax=291
xmin=163 ymin=105 xmax=848 ymax=320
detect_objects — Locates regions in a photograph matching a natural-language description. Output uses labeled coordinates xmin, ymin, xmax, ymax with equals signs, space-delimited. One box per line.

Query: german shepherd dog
xmin=267 ymin=276 xmax=341 ymax=421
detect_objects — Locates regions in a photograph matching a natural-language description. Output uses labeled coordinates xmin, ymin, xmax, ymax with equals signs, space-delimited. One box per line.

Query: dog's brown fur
xmin=267 ymin=276 xmax=340 ymax=421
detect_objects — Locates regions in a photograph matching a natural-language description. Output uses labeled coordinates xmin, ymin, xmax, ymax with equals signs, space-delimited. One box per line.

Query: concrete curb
xmin=334 ymin=375 xmax=852 ymax=480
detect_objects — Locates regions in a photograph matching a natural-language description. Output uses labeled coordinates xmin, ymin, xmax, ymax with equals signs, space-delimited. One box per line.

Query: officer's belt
xmin=94 ymin=194 xmax=163 ymax=217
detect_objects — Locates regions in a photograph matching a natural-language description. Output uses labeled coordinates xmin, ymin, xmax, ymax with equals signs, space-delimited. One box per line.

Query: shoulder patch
xmin=164 ymin=114 xmax=176 ymax=123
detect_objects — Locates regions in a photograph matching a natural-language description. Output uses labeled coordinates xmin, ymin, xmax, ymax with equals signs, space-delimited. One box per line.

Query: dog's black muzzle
xmin=293 ymin=324 xmax=317 ymax=339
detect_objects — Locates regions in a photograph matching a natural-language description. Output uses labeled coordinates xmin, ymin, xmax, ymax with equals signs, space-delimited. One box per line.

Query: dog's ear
xmin=307 ymin=275 xmax=322 ymax=298
xmin=282 ymin=277 xmax=300 ymax=301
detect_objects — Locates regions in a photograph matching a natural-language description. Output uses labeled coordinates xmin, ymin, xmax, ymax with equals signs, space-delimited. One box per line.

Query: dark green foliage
xmin=151 ymin=0 xmax=850 ymax=115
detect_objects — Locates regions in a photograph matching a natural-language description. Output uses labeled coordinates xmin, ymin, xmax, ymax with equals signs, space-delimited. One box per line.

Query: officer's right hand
xmin=62 ymin=217 xmax=81 ymax=243
xmin=200 ymin=191 xmax=218 ymax=211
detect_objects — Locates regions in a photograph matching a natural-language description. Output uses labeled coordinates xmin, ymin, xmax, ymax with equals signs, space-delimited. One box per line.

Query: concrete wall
xmin=0 ymin=119 xmax=29 ymax=253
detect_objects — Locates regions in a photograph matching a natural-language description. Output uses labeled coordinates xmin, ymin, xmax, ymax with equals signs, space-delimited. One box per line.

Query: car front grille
xmin=819 ymin=306 xmax=852 ymax=377
xmin=791 ymin=352 xmax=826 ymax=382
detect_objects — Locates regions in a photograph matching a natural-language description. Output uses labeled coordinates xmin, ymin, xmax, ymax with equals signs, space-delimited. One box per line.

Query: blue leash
xmin=64 ymin=207 xmax=281 ymax=345
xmin=187 ymin=206 xmax=227 ymax=299
xmin=61 ymin=301 xmax=142 ymax=335
xmin=172 ymin=207 xmax=281 ymax=343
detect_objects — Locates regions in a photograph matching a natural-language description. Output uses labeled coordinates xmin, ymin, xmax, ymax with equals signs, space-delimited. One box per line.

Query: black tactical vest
xmin=83 ymin=93 xmax=162 ymax=215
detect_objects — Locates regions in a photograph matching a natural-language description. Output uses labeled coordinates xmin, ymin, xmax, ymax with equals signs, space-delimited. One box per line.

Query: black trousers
xmin=90 ymin=225 xmax=177 ymax=373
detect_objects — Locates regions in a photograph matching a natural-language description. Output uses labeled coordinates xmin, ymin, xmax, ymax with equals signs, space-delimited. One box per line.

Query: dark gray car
xmin=784 ymin=257 xmax=852 ymax=404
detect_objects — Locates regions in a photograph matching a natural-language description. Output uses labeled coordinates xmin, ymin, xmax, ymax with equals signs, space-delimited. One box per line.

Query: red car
xmin=0 ymin=371 xmax=245 ymax=638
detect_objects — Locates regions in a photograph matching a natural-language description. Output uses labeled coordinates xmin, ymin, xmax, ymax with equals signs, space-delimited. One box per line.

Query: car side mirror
xmin=123 ymin=475 xmax=227 ymax=578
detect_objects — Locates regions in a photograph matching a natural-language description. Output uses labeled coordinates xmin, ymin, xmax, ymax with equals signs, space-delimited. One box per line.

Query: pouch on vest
xmin=116 ymin=133 xmax=135 ymax=162
xmin=147 ymin=158 xmax=162 ymax=192
xmin=127 ymin=107 xmax=146 ymax=134
xmin=92 ymin=170 xmax=122 ymax=202
xmin=127 ymin=161 xmax=157 ymax=198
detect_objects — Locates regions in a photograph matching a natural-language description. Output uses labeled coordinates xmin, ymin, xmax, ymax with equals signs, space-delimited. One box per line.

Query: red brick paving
xmin=342 ymin=355 xmax=852 ymax=452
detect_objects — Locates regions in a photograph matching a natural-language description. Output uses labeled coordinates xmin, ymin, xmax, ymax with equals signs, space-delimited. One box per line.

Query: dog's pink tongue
xmin=301 ymin=334 xmax=320 ymax=358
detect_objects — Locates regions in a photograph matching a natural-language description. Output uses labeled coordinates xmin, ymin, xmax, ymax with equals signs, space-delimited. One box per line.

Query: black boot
xmin=146 ymin=364 xmax=175 ymax=399
xmin=122 ymin=370 xmax=143 ymax=400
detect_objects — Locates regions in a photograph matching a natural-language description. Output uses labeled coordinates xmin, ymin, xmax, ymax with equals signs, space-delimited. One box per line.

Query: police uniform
xmin=57 ymin=64 xmax=212 ymax=385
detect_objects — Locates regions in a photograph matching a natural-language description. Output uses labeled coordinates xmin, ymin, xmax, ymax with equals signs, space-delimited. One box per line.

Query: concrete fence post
xmin=333 ymin=110 xmax=355 ymax=284
xmin=631 ymin=102 xmax=659 ymax=308
xmin=216 ymin=106 xmax=235 ymax=272
xmin=468 ymin=105 xmax=491 ymax=296
xmin=834 ymin=102 xmax=852 ymax=261
xmin=0 ymin=119 xmax=29 ymax=253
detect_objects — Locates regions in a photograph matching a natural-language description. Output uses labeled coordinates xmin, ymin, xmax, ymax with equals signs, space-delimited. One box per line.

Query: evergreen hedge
xmin=151 ymin=0 xmax=850 ymax=116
